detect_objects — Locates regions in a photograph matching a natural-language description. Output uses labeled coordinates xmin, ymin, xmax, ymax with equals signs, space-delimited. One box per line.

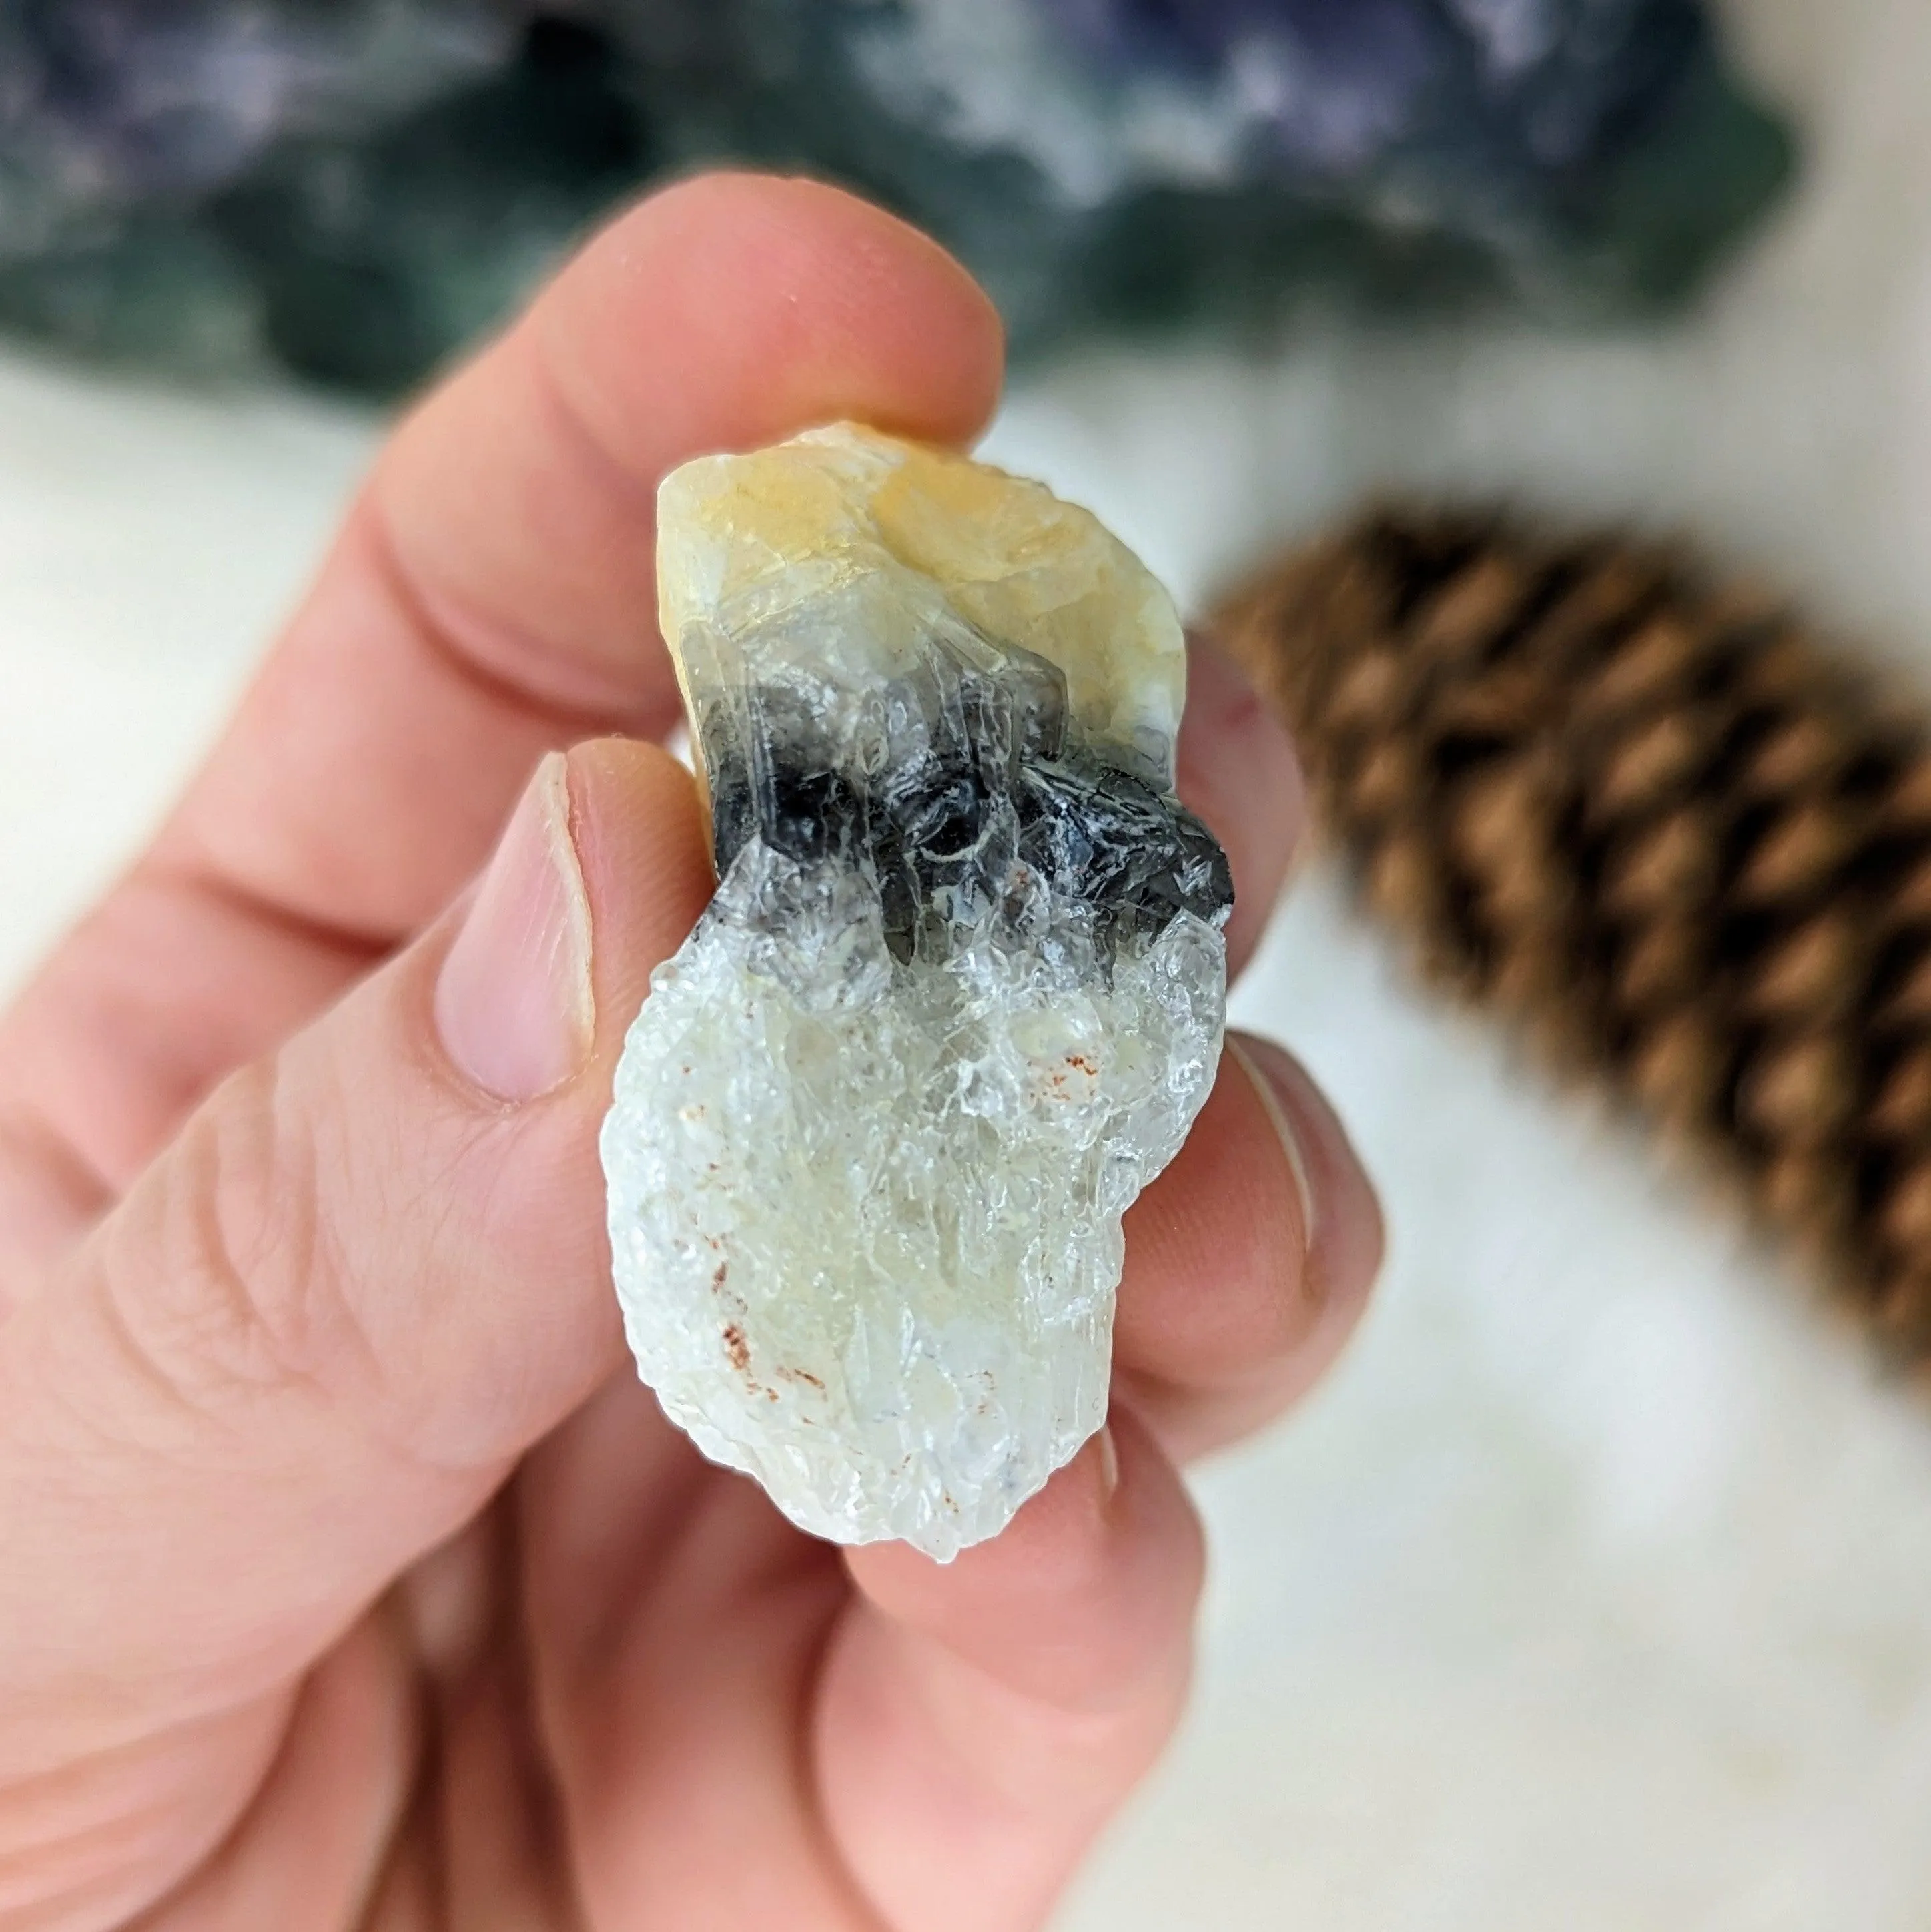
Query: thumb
xmin=0 ymin=739 xmax=710 ymax=1774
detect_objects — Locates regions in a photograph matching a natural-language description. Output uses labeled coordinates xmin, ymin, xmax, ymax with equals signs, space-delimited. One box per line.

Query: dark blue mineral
xmin=701 ymin=635 xmax=1231 ymax=971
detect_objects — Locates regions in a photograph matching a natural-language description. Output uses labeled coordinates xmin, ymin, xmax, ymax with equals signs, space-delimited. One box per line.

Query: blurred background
xmin=9 ymin=1 xmax=1931 ymax=1925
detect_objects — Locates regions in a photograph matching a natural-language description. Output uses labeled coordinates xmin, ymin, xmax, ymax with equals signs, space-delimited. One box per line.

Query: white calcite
xmin=602 ymin=423 xmax=1230 ymax=1559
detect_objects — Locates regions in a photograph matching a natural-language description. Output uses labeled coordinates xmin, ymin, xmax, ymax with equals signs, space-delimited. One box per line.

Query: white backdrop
xmin=6 ymin=4 xmax=1931 ymax=1924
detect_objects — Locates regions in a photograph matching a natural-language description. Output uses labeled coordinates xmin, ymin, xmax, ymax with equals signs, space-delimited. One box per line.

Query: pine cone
xmin=1214 ymin=508 xmax=1931 ymax=1362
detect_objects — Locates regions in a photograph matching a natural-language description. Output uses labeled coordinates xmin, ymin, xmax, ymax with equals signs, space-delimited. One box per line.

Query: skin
xmin=0 ymin=174 xmax=1382 ymax=1932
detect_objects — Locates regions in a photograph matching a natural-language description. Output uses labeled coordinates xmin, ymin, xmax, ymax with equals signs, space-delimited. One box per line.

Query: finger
xmin=0 ymin=1692 xmax=287 ymax=1930
xmin=1112 ymin=1031 xmax=1383 ymax=1461
xmin=517 ymin=1381 xmax=1198 ymax=1932
xmin=187 ymin=172 xmax=1001 ymax=936
xmin=819 ymin=1409 xmax=1202 ymax=1932
xmin=518 ymin=1393 xmax=873 ymax=1929
xmin=125 ymin=1613 xmax=419 ymax=1932
xmin=0 ymin=742 xmax=707 ymax=1809
xmin=0 ymin=172 xmax=1004 ymax=1243
xmin=1175 ymin=632 xmax=1307 ymax=977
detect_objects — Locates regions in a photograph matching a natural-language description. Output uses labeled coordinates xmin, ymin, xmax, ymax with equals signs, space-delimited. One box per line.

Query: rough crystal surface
xmin=601 ymin=422 xmax=1231 ymax=1560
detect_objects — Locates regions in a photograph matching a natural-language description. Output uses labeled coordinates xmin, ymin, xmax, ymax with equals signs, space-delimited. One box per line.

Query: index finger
xmin=180 ymin=171 xmax=1006 ymax=940
xmin=0 ymin=173 xmax=1004 ymax=1227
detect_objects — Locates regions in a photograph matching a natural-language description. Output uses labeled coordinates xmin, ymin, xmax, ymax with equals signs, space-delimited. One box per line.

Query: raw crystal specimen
xmin=601 ymin=423 xmax=1232 ymax=1559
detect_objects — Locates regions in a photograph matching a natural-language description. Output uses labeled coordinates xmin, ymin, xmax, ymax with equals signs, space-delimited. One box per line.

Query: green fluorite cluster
xmin=0 ymin=1 xmax=1793 ymax=395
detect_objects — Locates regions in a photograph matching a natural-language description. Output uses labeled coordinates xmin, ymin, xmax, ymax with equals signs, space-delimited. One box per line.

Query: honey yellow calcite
xmin=656 ymin=421 xmax=1186 ymax=786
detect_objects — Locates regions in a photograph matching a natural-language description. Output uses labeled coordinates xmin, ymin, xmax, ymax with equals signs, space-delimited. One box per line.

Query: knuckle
xmin=93 ymin=1054 xmax=381 ymax=1421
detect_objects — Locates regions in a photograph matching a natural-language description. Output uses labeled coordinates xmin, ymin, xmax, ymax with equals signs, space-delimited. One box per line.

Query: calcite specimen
xmin=601 ymin=422 xmax=1231 ymax=1559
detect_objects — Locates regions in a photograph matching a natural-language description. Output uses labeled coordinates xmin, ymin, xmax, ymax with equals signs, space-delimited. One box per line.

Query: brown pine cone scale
xmin=1215 ymin=509 xmax=1931 ymax=1361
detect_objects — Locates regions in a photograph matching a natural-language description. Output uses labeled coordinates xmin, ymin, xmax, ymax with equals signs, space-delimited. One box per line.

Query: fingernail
xmin=1225 ymin=1035 xmax=1319 ymax=1249
xmin=435 ymin=752 xmax=595 ymax=1101
xmin=1182 ymin=630 xmax=1300 ymax=799
xmin=1095 ymin=1423 xmax=1121 ymax=1504
xmin=1179 ymin=634 xmax=1310 ymax=942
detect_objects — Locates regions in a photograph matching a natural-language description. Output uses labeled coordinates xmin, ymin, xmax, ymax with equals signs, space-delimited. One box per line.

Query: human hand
xmin=0 ymin=174 xmax=1381 ymax=1931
